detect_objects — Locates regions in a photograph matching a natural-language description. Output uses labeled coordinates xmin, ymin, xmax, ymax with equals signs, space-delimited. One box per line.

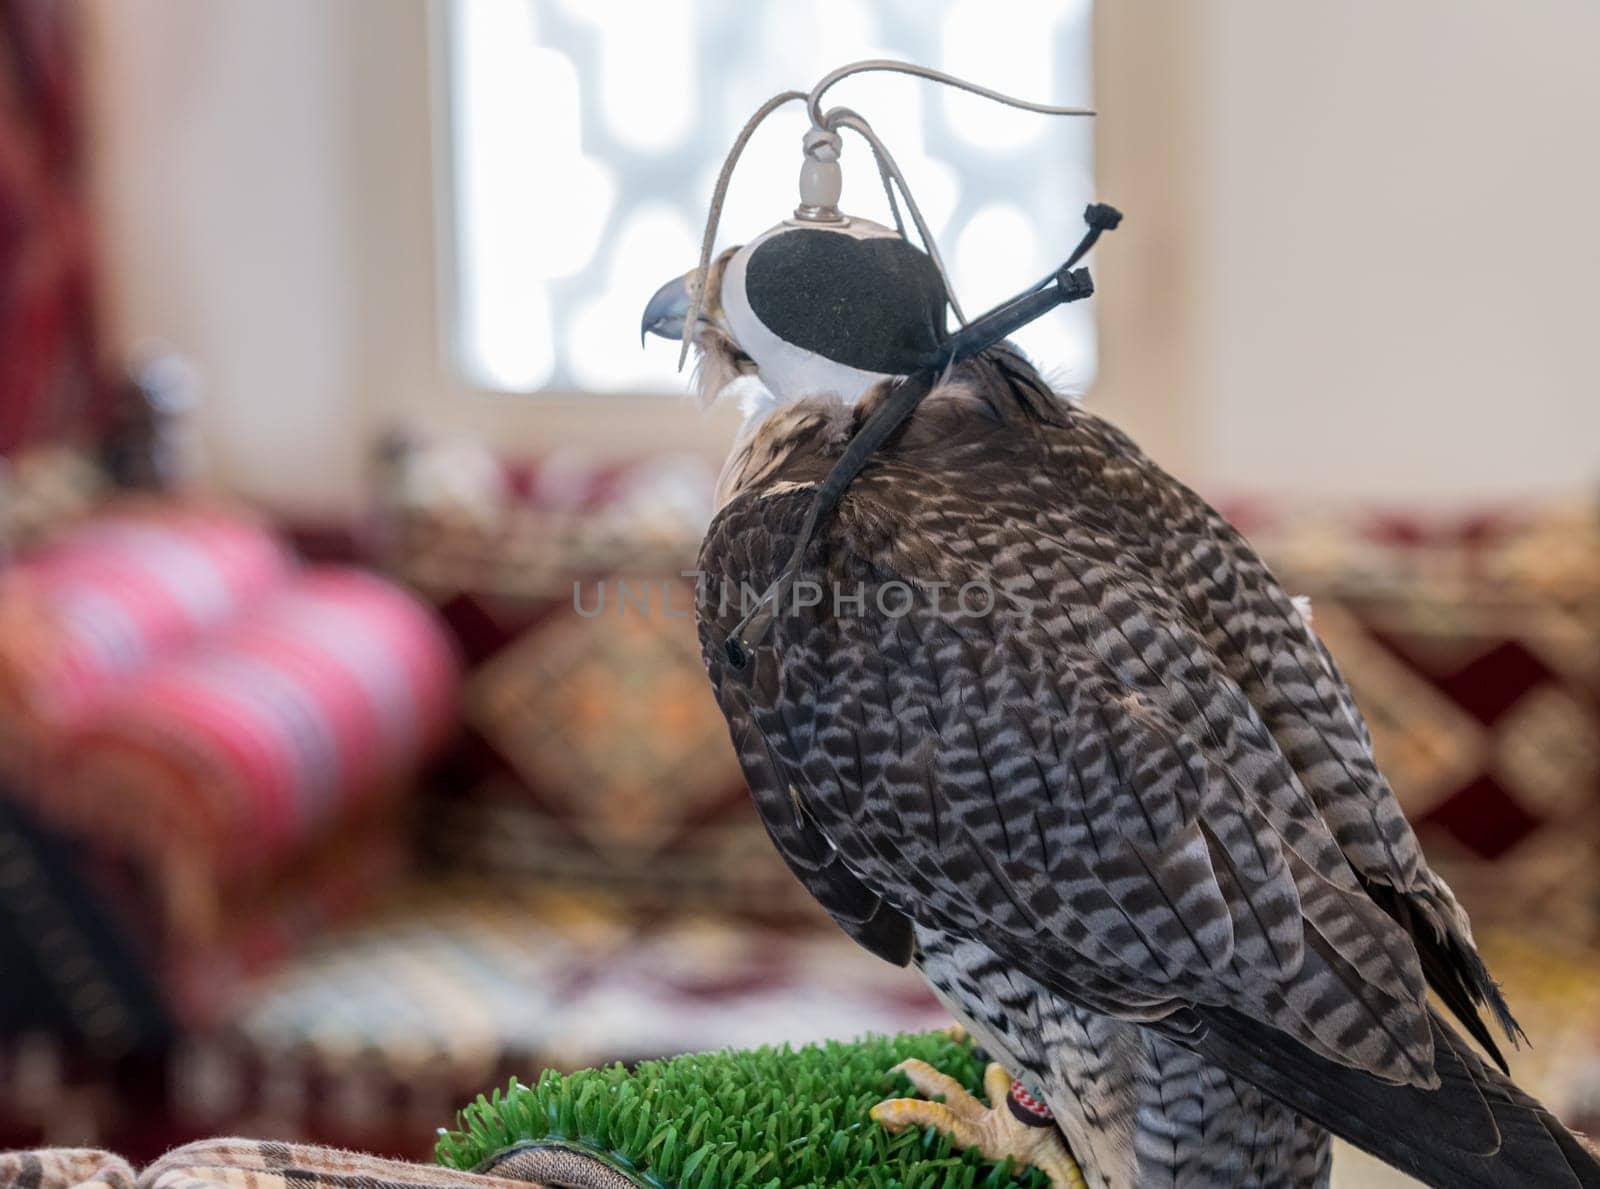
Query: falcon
xmin=640 ymin=169 xmax=1599 ymax=1189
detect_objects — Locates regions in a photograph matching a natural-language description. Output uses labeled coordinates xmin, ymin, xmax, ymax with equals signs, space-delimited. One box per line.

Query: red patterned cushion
xmin=0 ymin=507 xmax=462 ymax=1012
xmin=1233 ymin=500 xmax=1600 ymax=936
xmin=53 ymin=569 xmax=457 ymax=888
xmin=0 ymin=505 xmax=290 ymax=774
xmin=381 ymin=444 xmax=799 ymax=914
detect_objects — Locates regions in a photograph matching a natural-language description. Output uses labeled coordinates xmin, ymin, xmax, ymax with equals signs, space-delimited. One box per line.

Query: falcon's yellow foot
xmin=870 ymin=1057 xmax=1086 ymax=1189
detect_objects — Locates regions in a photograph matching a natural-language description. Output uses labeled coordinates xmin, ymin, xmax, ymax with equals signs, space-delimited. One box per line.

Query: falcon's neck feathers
xmin=715 ymin=346 xmax=1068 ymax=511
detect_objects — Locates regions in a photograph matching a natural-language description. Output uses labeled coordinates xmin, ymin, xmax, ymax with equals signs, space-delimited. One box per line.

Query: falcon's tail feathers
xmin=1192 ymin=1006 xmax=1600 ymax=1189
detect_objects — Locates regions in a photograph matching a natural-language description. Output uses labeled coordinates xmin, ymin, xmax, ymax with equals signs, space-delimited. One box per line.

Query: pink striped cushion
xmin=58 ymin=568 xmax=458 ymax=882
xmin=0 ymin=505 xmax=290 ymax=768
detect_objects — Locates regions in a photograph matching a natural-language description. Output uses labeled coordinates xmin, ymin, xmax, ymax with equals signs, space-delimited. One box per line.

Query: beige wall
xmin=1098 ymin=0 xmax=1600 ymax=503
xmin=83 ymin=0 xmax=365 ymax=513
xmin=82 ymin=0 xmax=741 ymax=516
xmin=86 ymin=2 xmax=1600 ymax=513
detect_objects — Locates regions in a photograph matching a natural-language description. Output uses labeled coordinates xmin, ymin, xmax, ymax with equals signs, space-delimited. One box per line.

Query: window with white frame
xmin=444 ymin=0 xmax=1094 ymax=397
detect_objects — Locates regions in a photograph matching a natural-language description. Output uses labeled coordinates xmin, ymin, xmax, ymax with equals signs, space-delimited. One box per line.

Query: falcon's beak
xmin=641 ymin=272 xmax=694 ymax=346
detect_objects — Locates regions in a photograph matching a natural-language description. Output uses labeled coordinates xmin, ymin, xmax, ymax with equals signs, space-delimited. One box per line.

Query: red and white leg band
xmin=1006 ymin=1079 xmax=1056 ymax=1128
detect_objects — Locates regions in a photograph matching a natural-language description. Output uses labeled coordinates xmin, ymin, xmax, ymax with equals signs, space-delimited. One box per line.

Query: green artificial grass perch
xmin=437 ymin=1030 xmax=1052 ymax=1189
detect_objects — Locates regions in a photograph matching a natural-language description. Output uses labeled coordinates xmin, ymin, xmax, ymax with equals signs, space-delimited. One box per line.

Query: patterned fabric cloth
xmin=1233 ymin=499 xmax=1600 ymax=940
xmin=54 ymin=567 xmax=457 ymax=879
xmin=158 ymin=818 xmax=411 ymax=1026
xmin=380 ymin=442 xmax=792 ymax=916
xmin=0 ymin=886 xmax=945 ymax=1157
xmin=1 ymin=1141 xmax=559 ymax=1189
xmin=0 ymin=506 xmax=291 ymax=776
xmin=158 ymin=885 xmax=945 ymax=1156
xmin=0 ymin=505 xmax=461 ymax=1028
xmin=4 ymin=931 xmax=1600 ymax=1187
xmin=0 ymin=1149 xmax=135 ymax=1189
xmin=0 ymin=0 xmax=106 ymax=457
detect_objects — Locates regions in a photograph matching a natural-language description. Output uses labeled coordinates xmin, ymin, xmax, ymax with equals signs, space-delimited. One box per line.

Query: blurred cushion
xmin=1232 ymin=498 xmax=1600 ymax=937
xmin=45 ymin=568 xmax=458 ymax=938
xmin=379 ymin=444 xmax=803 ymax=918
xmin=0 ymin=510 xmax=461 ymax=1027
xmin=0 ymin=505 xmax=290 ymax=777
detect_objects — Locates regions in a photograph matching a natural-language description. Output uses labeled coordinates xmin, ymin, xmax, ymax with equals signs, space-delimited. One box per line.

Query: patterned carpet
xmin=166 ymin=892 xmax=1600 ymax=1173
xmin=155 ymin=882 xmax=947 ymax=1154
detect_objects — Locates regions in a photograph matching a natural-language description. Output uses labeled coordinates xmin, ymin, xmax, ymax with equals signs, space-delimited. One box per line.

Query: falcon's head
xmin=641 ymin=247 xmax=755 ymax=409
xmin=642 ymin=216 xmax=951 ymax=415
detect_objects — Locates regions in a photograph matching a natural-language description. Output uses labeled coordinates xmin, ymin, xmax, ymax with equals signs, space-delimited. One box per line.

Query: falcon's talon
xmin=872 ymin=1059 xmax=1086 ymax=1189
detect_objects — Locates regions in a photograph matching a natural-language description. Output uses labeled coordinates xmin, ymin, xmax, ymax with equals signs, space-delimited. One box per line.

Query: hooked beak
xmin=641 ymin=272 xmax=694 ymax=347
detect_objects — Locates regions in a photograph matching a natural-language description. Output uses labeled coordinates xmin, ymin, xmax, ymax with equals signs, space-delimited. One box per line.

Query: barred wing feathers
xmin=695 ymin=354 xmax=1594 ymax=1187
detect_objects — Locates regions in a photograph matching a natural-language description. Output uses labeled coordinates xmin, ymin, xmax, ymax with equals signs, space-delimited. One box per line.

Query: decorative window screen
xmin=444 ymin=0 xmax=1094 ymax=396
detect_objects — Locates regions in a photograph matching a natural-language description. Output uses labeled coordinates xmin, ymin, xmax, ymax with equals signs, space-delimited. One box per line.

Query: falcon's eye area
xmin=688 ymin=324 xmax=757 ymax=407
xmin=693 ymin=324 xmax=749 ymax=365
